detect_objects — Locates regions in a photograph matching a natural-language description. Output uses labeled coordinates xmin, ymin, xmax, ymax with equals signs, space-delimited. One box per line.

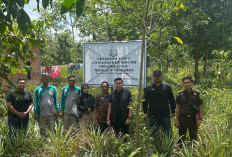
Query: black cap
xmin=153 ymin=70 xmax=162 ymax=76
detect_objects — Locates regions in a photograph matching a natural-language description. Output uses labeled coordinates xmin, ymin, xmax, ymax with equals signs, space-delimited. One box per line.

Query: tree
xmin=169 ymin=0 xmax=232 ymax=83
xmin=0 ymin=0 xmax=85 ymax=85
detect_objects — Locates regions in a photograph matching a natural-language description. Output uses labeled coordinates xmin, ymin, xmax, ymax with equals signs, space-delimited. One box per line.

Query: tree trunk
xmin=203 ymin=51 xmax=208 ymax=76
xmin=194 ymin=41 xmax=201 ymax=84
xmin=135 ymin=0 xmax=149 ymax=154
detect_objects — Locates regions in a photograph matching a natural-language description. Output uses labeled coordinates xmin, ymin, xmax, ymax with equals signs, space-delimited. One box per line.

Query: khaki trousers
xmin=38 ymin=115 xmax=55 ymax=136
xmin=63 ymin=114 xmax=78 ymax=131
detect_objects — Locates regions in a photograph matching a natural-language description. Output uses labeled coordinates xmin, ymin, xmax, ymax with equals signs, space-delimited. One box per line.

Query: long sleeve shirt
xmin=143 ymin=82 xmax=176 ymax=116
xmin=34 ymin=84 xmax=60 ymax=116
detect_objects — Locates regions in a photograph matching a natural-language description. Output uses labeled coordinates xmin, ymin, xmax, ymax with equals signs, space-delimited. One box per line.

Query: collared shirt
xmin=143 ymin=82 xmax=176 ymax=116
xmin=109 ymin=89 xmax=132 ymax=122
xmin=176 ymin=89 xmax=203 ymax=115
xmin=61 ymin=85 xmax=81 ymax=114
xmin=34 ymin=84 xmax=60 ymax=116
xmin=6 ymin=89 xmax=33 ymax=117
xmin=94 ymin=93 xmax=109 ymax=123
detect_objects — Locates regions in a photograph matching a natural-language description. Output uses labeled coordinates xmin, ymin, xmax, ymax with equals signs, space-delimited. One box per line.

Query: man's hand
xmin=34 ymin=113 xmax=39 ymax=120
xmin=107 ymin=119 xmax=111 ymax=126
xmin=59 ymin=111 xmax=63 ymax=118
xmin=125 ymin=118 xmax=131 ymax=125
xmin=56 ymin=111 xmax=60 ymax=117
xmin=170 ymin=113 xmax=175 ymax=118
xmin=19 ymin=112 xmax=28 ymax=119
xmin=175 ymin=119 xmax=179 ymax=127
xmin=143 ymin=113 xmax=148 ymax=118
xmin=197 ymin=119 xmax=202 ymax=126
xmin=94 ymin=119 xmax=98 ymax=125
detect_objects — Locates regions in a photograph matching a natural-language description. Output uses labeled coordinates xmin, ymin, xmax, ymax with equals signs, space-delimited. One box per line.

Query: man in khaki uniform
xmin=175 ymin=76 xmax=203 ymax=144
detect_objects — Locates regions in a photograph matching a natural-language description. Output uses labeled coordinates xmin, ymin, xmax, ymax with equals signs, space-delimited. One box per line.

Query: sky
xmin=23 ymin=1 xmax=88 ymax=42
xmin=24 ymin=1 xmax=41 ymax=21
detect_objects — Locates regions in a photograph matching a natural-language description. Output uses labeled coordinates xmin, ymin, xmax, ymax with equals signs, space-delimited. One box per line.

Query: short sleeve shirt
xmin=6 ymin=89 xmax=33 ymax=117
xmin=94 ymin=93 xmax=109 ymax=123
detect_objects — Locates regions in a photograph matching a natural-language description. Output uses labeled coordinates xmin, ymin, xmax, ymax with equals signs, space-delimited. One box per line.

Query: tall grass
xmin=1 ymin=65 xmax=232 ymax=156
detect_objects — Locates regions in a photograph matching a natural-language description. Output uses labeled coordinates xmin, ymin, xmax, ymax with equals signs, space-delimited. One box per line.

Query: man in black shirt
xmin=6 ymin=78 xmax=33 ymax=138
xmin=143 ymin=70 xmax=176 ymax=136
xmin=107 ymin=78 xmax=133 ymax=136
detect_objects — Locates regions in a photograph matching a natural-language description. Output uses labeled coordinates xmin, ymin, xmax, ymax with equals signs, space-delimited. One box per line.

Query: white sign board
xmin=83 ymin=41 xmax=146 ymax=87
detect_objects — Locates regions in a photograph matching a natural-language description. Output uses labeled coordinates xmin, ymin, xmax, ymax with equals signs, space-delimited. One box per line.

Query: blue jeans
xmin=149 ymin=114 xmax=171 ymax=137
xmin=8 ymin=115 xmax=29 ymax=139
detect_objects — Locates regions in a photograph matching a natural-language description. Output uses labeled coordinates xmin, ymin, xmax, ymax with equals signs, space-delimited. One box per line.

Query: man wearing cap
xmin=34 ymin=74 xmax=60 ymax=136
xmin=143 ymin=70 xmax=176 ymax=137
xmin=175 ymin=76 xmax=203 ymax=144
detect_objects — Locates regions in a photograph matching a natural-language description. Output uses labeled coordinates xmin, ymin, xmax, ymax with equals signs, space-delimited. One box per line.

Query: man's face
xmin=101 ymin=83 xmax=109 ymax=93
xmin=183 ymin=79 xmax=193 ymax=90
xmin=17 ymin=80 xmax=25 ymax=91
xmin=153 ymin=75 xmax=163 ymax=84
xmin=41 ymin=76 xmax=49 ymax=84
xmin=114 ymin=80 xmax=123 ymax=91
xmin=68 ymin=77 xmax=76 ymax=87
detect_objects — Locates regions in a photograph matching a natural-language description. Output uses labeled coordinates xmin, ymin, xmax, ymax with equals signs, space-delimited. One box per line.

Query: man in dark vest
xmin=107 ymin=78 xmax=133 ymax=136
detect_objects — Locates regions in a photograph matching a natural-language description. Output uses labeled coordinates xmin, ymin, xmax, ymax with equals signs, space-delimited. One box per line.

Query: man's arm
xmin=107 ymin=103 xmax=112 ymax=126
xmin=125 ymin=101 xmax=133 ymax=125
xmin=21 ymin=102 xmax=34 ymax=118
xmin=168 ymin=86 xmax=176 ymax=117
xmin=34 ymin=88 xmax=39 ymax=120
xmin=93 ymin=95 xmax=99 ymax=124
xmin=175 ymin=104 xmax=180 ymax=126
xmin=6 ymin=102 xmax=22 ymax=118
xmin=94 ymin=105 xmax=98 ymax=124
xmin=60 ymin=88 xmax=65 ymax=113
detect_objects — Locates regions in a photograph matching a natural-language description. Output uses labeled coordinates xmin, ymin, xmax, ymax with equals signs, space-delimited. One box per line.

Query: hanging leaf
xmin=17 ymin=9 xmax=27 ymax=35
xmin=76 ymin=0 xmax=85 ymax=18
xmin=61 ymin=0 xmax=78 ymax=14
xmin=180 ymin=3 xmax=184 ymax=9
xmin=42 ymin=0 xmax=49 ymax=9
xmin=24 ymin=0 xmax=29 ymax=4
xmin=173 ymin=36 xmax=184 ymax=45
xmin=36 ymin=0 xmax=40 ymax=12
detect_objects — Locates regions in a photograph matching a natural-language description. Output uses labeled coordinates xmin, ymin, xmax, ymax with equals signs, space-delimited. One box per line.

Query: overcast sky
xmin=24 ymin=1 xmax=41 ymax=21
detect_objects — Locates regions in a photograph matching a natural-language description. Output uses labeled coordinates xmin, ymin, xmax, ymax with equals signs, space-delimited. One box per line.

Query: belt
xmin=181 ymin=114 xmax=194 ymax=118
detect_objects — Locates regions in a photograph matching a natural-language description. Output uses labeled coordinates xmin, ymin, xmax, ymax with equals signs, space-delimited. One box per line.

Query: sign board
xmin=83 ymin=41 xmax=146 ymax=87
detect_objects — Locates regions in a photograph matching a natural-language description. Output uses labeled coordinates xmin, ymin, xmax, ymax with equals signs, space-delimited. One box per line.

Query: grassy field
xmin=0 ymin=66 xmax=232 ymax=156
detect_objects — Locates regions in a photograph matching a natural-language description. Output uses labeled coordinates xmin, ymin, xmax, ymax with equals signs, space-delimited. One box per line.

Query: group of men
xmin=6 ymin=70 xmax=203 ymax=144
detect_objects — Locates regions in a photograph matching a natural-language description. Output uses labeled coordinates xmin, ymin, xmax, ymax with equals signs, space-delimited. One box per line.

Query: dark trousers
xmin=97 ymin=122 xmax=109 ymax=133
xmin=149 ymin=114 xmax=171 ymax=137
xmin=8 ymin=115 xmax=29 ymax=139
xmin=178 ymin=114 xmax=198 ymax=143
xmin=111 ymin=121 xmax=129 ymax=136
